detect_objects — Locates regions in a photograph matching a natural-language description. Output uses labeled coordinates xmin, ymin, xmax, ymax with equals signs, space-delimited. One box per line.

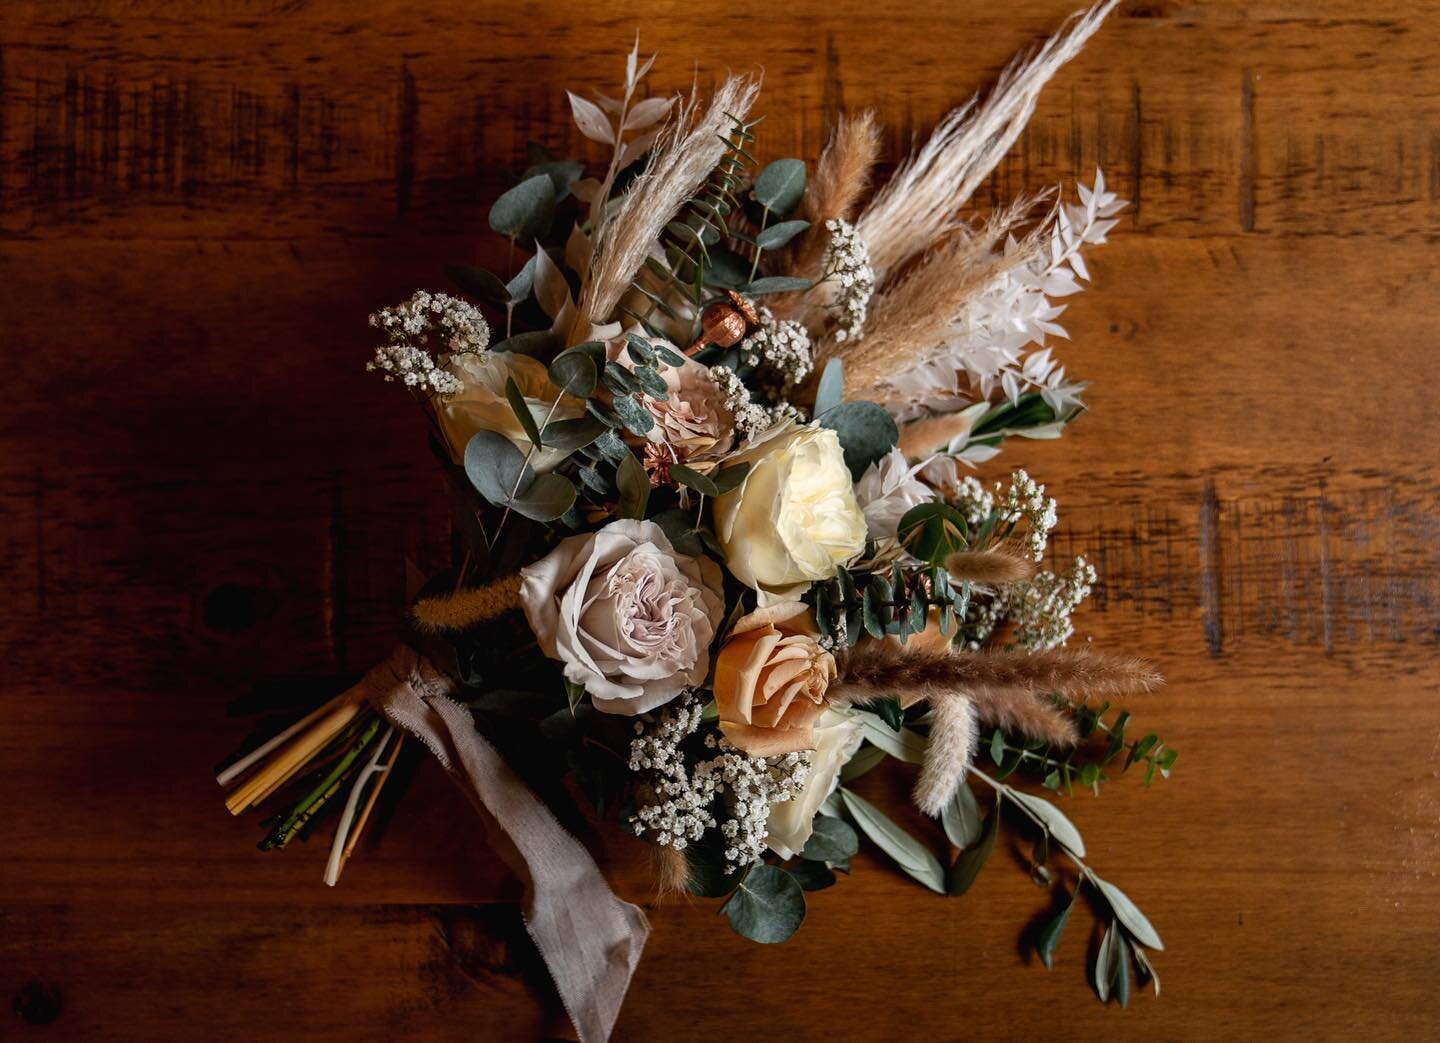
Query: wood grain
xmin=2 ymin=0 xmax=1438 ymax=1039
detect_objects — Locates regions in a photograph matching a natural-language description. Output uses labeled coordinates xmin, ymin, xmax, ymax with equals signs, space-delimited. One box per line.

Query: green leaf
xmin=989 ymin=730 xmax=1006 ymax=767
xmin=897 ymin=502 xmax=969 ymax=564
xmin=488 ymin=173 xmax=556 ymax=239
xmin=813 ymin=358 xmax=844 ymax=418
xmin=861 ymin=583 xmax=885 ymax=640
xmin=493 ymin=330 xmax=562 ymax=356
xmin=710 ymin=462 xmax=751 ymax=495
xmin=1036 ymin=892 xmax=1076 ymax=969
xmin=633 ymin=364 xmax=670 ymax=399
xmin=941 ymin=782 xmax=983 ymax=849
xmin=670 ymin=463 xmax=719 ymax=497
xmin=1094 ymin=921 xmax=1118 ymax=1002
xmin=623 ymin=333 xmax=656 ymax=366
xmin=653 ymin=343 xmax=687 ymax=367
xmin=740 ymin=275 xmax=812 ymax=295
xmin=564 ymin=678 xmax=585 ymax=715
xmin=1007 ymin=788 xmax=1087 ymax=858
xmin=445 ymin=264 xmax=509 ymax=305
xmin=548 ymin=346 xmax=600 ymax=397
xmin=1094 ymin=877 xmax=1164 ymax=951
xmin=721 ymin=864 xmax=806 ymax=943
xmin=800 ymin=815 xmax=860 ymax=863
xmin=755 ymin=219 xmax=810 ymax=250
xmin=464 ymin=430 xmax=529 ymax=507
xmin=615 ymin=452 xmax=650 ymax=520
xmin=505 ymin=377 xmax=543 ymax=446
xmin=1115 ymin=931 xmax=1132 ymax=1008
xmin=602 ymin=361 xmax=640 ymax=396
xmin=701 ymin=247 xmax=752 ymax=289
xmin=872 ymin=698 xmax=903 ymax=731
xmin=593 ymin=428 xmax=627 ymax=460
xmin=752 ymin=157 xmax=806 ymax=215
xmin=854 ymin=713 xmax=926 ymax=765
xmin=520 ymin=158 xmax=585 ymax=201
xmin=819 ymin=401 xmax=899 ymax=480
xmin=789 ymin=859 xmax=837 ymax=892
xmin=508 ymin=473 xmax=576 ymax=522
xmin=838 ymin=743 xmax=886 ymax=783
xmin=540 ymin=416 xmax=605 ymax=452
xmin=1133 ymin=945 xmax=1162 ymax=996
xmin=506 ymin=254 xmax=538 ymax=303
xmin=840 ymin=788 xmax=945 ymax=894
xmin=946 ymin=793 xmax=1000 ymax=896
xmin=611 ymin=394 xmax=654 ymax=436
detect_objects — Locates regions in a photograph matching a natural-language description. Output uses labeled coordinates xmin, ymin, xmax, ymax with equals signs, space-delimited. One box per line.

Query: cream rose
xmin=440 ymin=351 xmax=583 ymax=472
xmin=713 ymin=424 xmax=868 ymax=593
xmin=713 ymin=601 xmax=837 ymax=756
xmin=765 ymin=709 xmax=864 ymax=859
xmin=519 ymin=519 xmax=725 ymax=715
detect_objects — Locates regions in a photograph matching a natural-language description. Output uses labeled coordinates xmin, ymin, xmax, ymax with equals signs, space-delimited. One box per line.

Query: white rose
xmin=765 ymin=709 xmax=864 ymax=859
xmin=439 ymin=351 xmax=583 ymax=472
xmin=713 ymin=424 xmax=868 ymax=593
xmin=519 ymin=519 xmax=725 ymax=715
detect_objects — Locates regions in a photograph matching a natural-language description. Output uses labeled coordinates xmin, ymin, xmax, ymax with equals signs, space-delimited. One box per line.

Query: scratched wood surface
xmin=2 ymin=0 xmax=1438 ymax=1039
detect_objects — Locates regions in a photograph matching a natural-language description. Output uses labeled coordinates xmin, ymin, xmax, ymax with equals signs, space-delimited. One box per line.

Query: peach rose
xmin=713 ymin=601 xmax=837 ymax=756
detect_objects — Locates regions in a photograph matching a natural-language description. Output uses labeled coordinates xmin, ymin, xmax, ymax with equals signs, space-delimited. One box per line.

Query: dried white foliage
xmin=855 ymin=0 xmax=1118 ymax=283
xmin=571 ymin=73 xmax=759 ymax=340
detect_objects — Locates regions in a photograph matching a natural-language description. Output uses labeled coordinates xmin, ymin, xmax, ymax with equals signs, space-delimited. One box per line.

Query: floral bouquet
xmin=217 ymin=2 xmax=1174 ymax=1038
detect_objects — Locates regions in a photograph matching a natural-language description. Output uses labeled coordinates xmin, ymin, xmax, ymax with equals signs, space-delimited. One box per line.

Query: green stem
xmin=262 ymin=716 xmax=383 ymax=851
xmin=748 ymin=207 xmax=770 ymax=282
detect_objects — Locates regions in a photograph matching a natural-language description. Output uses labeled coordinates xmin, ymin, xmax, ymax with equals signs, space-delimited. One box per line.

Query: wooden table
xmin=3 ymin=1 xmax=1436 ymax=1038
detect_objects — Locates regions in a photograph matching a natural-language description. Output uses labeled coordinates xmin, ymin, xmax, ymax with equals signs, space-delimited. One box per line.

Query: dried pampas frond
xmin=896 ymin=410 xmax=980 ymax=459
xmin=652 ymin=842 xmax=691 ymax=898
xmin=411 ymin=574 xmax=522 ymax=632
xmin=836 ymin=641 xmax=1161 ymax=703
xmin=912 ymin=693 xmax=977 ymax=816
xmin=833 ymin=199 xmax=1039 ymax=398
xmin=943 ymin=548 xmax=1037 ymax=586
xmin=779 ymin=111 xmax=884 ymax=326
xmin=855 ymin=0 xmax=1118 ymax=284
xmin=967 ymin=685 xmax=1079 ymax=747
xmin=570 ymin=74 xmax=760 ymax=339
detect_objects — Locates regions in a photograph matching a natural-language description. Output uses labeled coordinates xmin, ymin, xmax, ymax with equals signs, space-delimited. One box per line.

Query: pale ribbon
xmin=360 ymin=645 xmax=649 ymax=1043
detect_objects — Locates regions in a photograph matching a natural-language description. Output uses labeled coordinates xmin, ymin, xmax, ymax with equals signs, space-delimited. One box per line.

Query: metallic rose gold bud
xmin=684 ymin=290 xmax=760 ymax=356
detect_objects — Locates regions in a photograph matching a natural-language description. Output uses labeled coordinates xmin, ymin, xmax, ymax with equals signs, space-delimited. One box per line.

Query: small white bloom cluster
xmin=709 ymin=364 xmax=774 ymax=439
xmin=698 ymin=733 xmax=812 ymax=873
xmin=822 ymin=218 xmax=874 ymax=343
xmin=997 ymin=469 xmax=1058 ymax=561
xmin=740 ymin=307 xmax=814 ymax=392
xmin=366 ymin=344 xmax=464 ymax=394
xmin=951 ymin=475 xmax=997 ymax=532
xmin=366 ymin=289 xmax=490 ymax=395
xmin=1007 ymin=555 xmax=1098 ymax=650
xmin=627 ymin=694 xmax=719 ymax=850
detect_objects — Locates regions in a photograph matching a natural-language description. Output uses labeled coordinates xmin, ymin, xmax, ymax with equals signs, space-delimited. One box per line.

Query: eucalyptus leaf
xmin=611 ymin=394 xmax=654 ymax=436
xmin=840 ymin=788 xmax=945 ymax=894
xmin=540 ymin=416 xmax=605 ymax=452
xmin=506 ymin=253 xmax=538 ymax=303
xmin=813 ymin=358 xmax=844 ymax=418
xmin=464 ymin=430 xmax=529 ymax=507
xmin=820 ymin=401 xmax=899 ymax=479
xmin=634 ymin=365 xmax=669 ymax=399
xmin=507 ymin=473 xmax=576 ymax=522
xmin=488 ymin=174 xmax=555 ymax=240
xmin=1007 ymin=788 xmax=1087 ymax=858
xmin=701 ymin=248 xmax=752 ymax=289
xmin=740 ymin=275 xmax=813 ymax=295
xmin=505 ymin=377 xmax=543 ymax=447
xmin=670 ymin=464 xmax=719 ymax=498
xmin=941 ymin=782 xmax=983 ymax=849
xmin=615 ymin=452 xmax=650 ymax=520
xmin=1095 ymin=877 xmax=1164 ymax=951
xmin=520 ymin=158 xmax=585 ymax=201
xmin=789 ymin=860 xmax=837 ymax=892
xmin=445 ymin=264 xmax=509 ymax=305
xmin=721 ymin=864 xmax=806 ymax=944
xmin=710 ymin=462 xmax=751 ymax=495
xmin=752 ymin=157 xmax=806 ymax=215
xmin=623 ymin=333 xmax=656 ymax=366
xmin=548 ymin=346 xmax=600 ymax=397
xmin=947 ymin=793 xmax=1000 ymax=896
xmin=800 ymin=815 xmax=859 ymax=863
xmin=755 ymin=219 xmax=810 ymax=250
xmin=494 ymin=330 xmax=562 ymax=356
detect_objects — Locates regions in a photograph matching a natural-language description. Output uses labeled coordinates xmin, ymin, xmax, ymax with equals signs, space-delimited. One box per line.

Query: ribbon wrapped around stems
xmin=363 ymin=645 xmax=650 ymax=1043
